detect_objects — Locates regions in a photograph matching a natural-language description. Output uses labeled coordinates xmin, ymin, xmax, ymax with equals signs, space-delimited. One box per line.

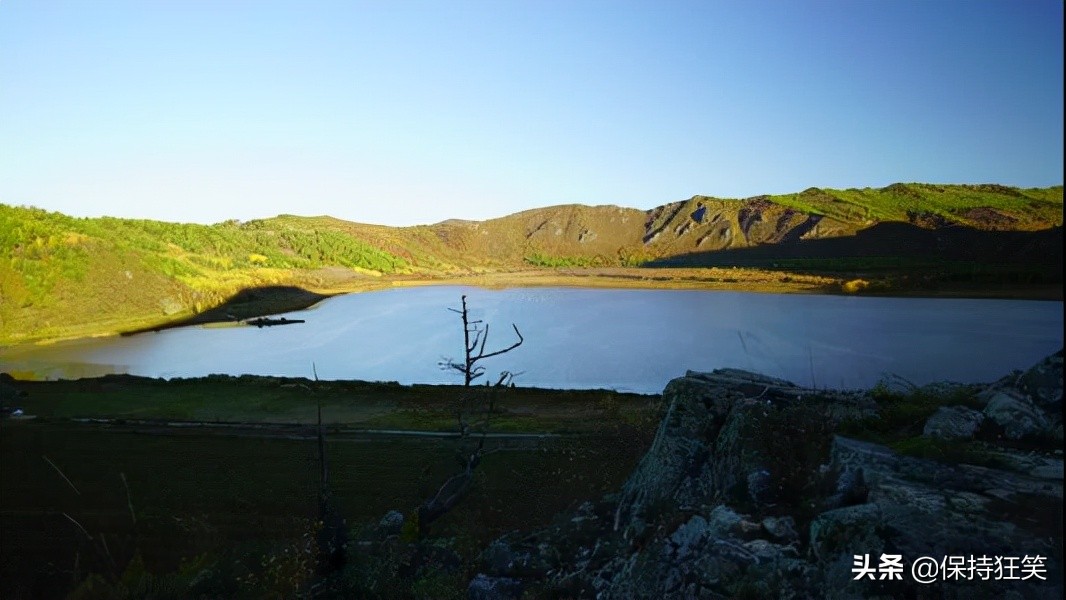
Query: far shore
xmin=2 ymin=267 xmax=1061 ymax=347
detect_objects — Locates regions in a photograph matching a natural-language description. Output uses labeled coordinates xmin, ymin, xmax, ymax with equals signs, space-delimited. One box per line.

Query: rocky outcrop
xmin=473 ymin=351 xmax=1063 ymax=599
xmin=923 ymin=405 xmax=985 ymax=439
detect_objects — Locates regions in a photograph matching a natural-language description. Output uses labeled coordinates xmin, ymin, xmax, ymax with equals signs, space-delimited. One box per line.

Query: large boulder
xmin=1017 ymin=349 xmax=1063 ymax=409
xmin=983 ymin=390 xmax=1051 ymax=440
xmin=923 ymin=405 xmax=985 ymax=439
xmin=975 ymin=348 xmax=1062 ymax=442
xmin=473 ymin=352 xmax=1064 ymax=599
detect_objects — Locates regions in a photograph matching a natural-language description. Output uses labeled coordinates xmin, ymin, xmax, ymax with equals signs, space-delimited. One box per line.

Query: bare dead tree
xmin=308 ymin=364 xmax=347 ymax=578
xmin=440 ymin=295 xmax=524 ymax=387
xmin=417 ymin=371 xmax=517 ymax=537
xmin=420 ymin=295 xmax=524 ymax=537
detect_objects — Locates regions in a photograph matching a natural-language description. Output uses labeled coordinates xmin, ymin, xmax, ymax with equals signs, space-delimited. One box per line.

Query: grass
xmin=834 ymin=381 xmax=1019 ymax=468
xmin=752 ymin=256 xmax=1059 ymax=287
xmin=0 ymin=204 xmax=410 ymax=345
xmin=0 ymin=421 xmax=651 ymax=599
xmin=0 ymin=206 xmax=409 ymax=299
xmin=524 ymin=252 xmax=611 ymax=268
xmin=838 ymin=381 xmax=985 ymax=443
xmin=4 ymin=376 xmax=659 ymax=433
xmin=887 ymin=436 xmax=1008 ymax=469
xmin=0 ymin=374 xmax=661 ymax=598
xmin=765 ymin=183 xmax=1063 ymax=227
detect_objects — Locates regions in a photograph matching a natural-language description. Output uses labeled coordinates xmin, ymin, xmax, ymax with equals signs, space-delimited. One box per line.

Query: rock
xmin=746 ymin=469 xmax=774 ymax=505
xmin=808 ymin=504 xmax=890 ymax=599
xmin=743 ymin=538 xmax=795 ymax=562
xmin=477 ymin=537 xmax=553 ymax=578
xmin=923 ymin=405 xmax=985 ymax=439
xmin=480 ymin=540 xmax=530 ymax=576
xmin=378 ymin=510 xmax=404 ymax=536
xmin=1017 ymin=349 xmax=1063 ymax=409
xmin=467 ymin=574 xmax=523 ymax=600
xmin=983 ymin=390 xmax=1050 ymax=440
xmin=808 ymin=503 xmax=883 ymax=561
xmin=474 ymin=351 xmax=1064 ymax=599
xmin=1015 ymin=349 xmax=1064 ymax=442
xmin=705 ymin=505 xmax=761 ymax=539
xmin=761 ymin=516 xmax=799 ymax=543
xmin=480 ymin=541 xmax=515 ymax=573
xmin=824 ymin=466 xmax=868 ymax=509
xmin=159 ymin=296 xmax=184 ymax=315
xmin=667 ymin=515 xmax=710 ymax=562
xmin=612 ymin=374 xmax=741 ymax=534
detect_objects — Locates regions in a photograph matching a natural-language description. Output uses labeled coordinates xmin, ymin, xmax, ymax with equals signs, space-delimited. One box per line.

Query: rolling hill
xmin=1 ymin=183 xmax=1062 ymax=343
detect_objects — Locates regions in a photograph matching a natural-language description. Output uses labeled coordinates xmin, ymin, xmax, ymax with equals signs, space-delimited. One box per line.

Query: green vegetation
xmin=0 ymin=205 xmax=407 ymax=302
xmin=524 ymin=247 xmax=651 ymax=268
xmin=0 ymin=205 xmax=409 ymax=343
xmin=524 ymin=252 xmax=610 ymax=268
xmin=1 ymin=422 xmax=647 ymax=598
xmin=887 ymin=436 xmax=1007 ymax=469
xmin=762 ymin=256 xmax=1060 ymax=295
xmin=763 ymin=183 xmax=1063 ymax=227
xmin=5 ymin=375 xmax=657 ymax=433
xmin=840 ymin=380 xmax=984 ymax=442
xmin=768 ymin=256 xmax=973 ymax=272
xmin=836 ymin=380 xmax=1011 ymax=468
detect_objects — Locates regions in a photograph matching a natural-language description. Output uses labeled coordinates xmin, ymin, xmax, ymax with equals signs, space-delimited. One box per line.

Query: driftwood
xmin=245 ymin=317 xmax=305 ymax=328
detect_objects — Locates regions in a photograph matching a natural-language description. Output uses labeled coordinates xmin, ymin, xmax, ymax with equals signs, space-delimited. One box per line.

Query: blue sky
xmin=1 ymin=1 xmax=1062 ymax=226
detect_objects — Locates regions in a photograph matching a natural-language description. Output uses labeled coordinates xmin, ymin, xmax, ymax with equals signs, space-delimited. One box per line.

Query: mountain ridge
xmin=1 ymin=182 xmax=1062 ymax=344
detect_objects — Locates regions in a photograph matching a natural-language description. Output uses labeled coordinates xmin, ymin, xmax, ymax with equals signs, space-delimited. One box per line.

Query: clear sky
xmin=1 ymin=1 xmax=1062 ymax=226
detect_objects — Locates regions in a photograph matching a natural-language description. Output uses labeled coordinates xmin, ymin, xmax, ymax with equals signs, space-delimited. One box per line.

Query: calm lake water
xmin=2 ymin=287 xmax=1062 ymax=394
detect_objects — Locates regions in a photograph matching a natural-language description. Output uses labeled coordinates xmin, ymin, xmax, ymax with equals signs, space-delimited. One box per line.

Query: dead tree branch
xmin=310 ymin=363 xmax=347 ymax=577
xmin=420 ymin=296 xmax=523 ymax=537
xmin=441 ymin=295 xmax=523 ymax=387
xmin=44 ymin=455 xmax=80 ymax=496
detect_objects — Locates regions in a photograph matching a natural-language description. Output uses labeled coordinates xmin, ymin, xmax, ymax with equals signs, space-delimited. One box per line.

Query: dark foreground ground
xmin=0 ymin=376 xmax=659 ymax=599
xmin=1 ymin=351 xmax=1061 ymax=599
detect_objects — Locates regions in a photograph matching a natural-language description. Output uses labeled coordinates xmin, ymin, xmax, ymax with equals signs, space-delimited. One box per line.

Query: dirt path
xmin=54 ymin=417 xmax=567 ymax=440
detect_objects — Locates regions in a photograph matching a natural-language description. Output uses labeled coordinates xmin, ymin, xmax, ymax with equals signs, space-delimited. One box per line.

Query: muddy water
xmin=1 ymin=287 xmax=1062 ymax=393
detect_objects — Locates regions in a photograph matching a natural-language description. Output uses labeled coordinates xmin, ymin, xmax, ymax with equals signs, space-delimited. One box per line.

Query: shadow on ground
xmin=647 ymin=222 xmax=1063 ymax=278
xmin=121 ymin=285 xmax=333 ymax=336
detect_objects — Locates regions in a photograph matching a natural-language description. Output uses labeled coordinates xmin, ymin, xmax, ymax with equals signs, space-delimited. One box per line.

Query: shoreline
xmin=0 ymin=375 xmax=660 ymax=436
xmin=2 ymin=267 xmax=1061 ymax=348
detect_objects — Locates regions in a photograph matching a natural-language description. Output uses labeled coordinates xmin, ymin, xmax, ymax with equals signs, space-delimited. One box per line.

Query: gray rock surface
xmin=467 ymin=574 xmax=523 ymax=600
xmin=923 ymin=405 xmax=985 ymax=439
xmin=377 ymin=509 xmax=404 ymax=536
xmin=983 ymin=390 xmax=1050 ymax=440
xmin=472 ymin=351 xmax=1064 ymax=599
xmin=1018 ymin=349 xmax=1063 ymax=409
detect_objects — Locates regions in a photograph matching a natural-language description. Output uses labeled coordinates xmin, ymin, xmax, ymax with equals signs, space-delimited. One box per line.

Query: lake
xmin=1 ymin=286 xmax=1062 ymax=394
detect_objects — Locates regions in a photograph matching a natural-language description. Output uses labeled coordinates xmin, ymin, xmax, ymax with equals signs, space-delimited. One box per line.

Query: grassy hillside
xmin=0 ymin=206 xmax=409 ymax=343
xmin=767 ymin=183 xmax=1063 ymax=226
xmin=1 ymin=183 xmax=1061 ymax=344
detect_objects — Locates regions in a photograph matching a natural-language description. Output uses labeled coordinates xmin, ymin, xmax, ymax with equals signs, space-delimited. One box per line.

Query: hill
xmin=1 ymin=183 xmax=1062 ymax=344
